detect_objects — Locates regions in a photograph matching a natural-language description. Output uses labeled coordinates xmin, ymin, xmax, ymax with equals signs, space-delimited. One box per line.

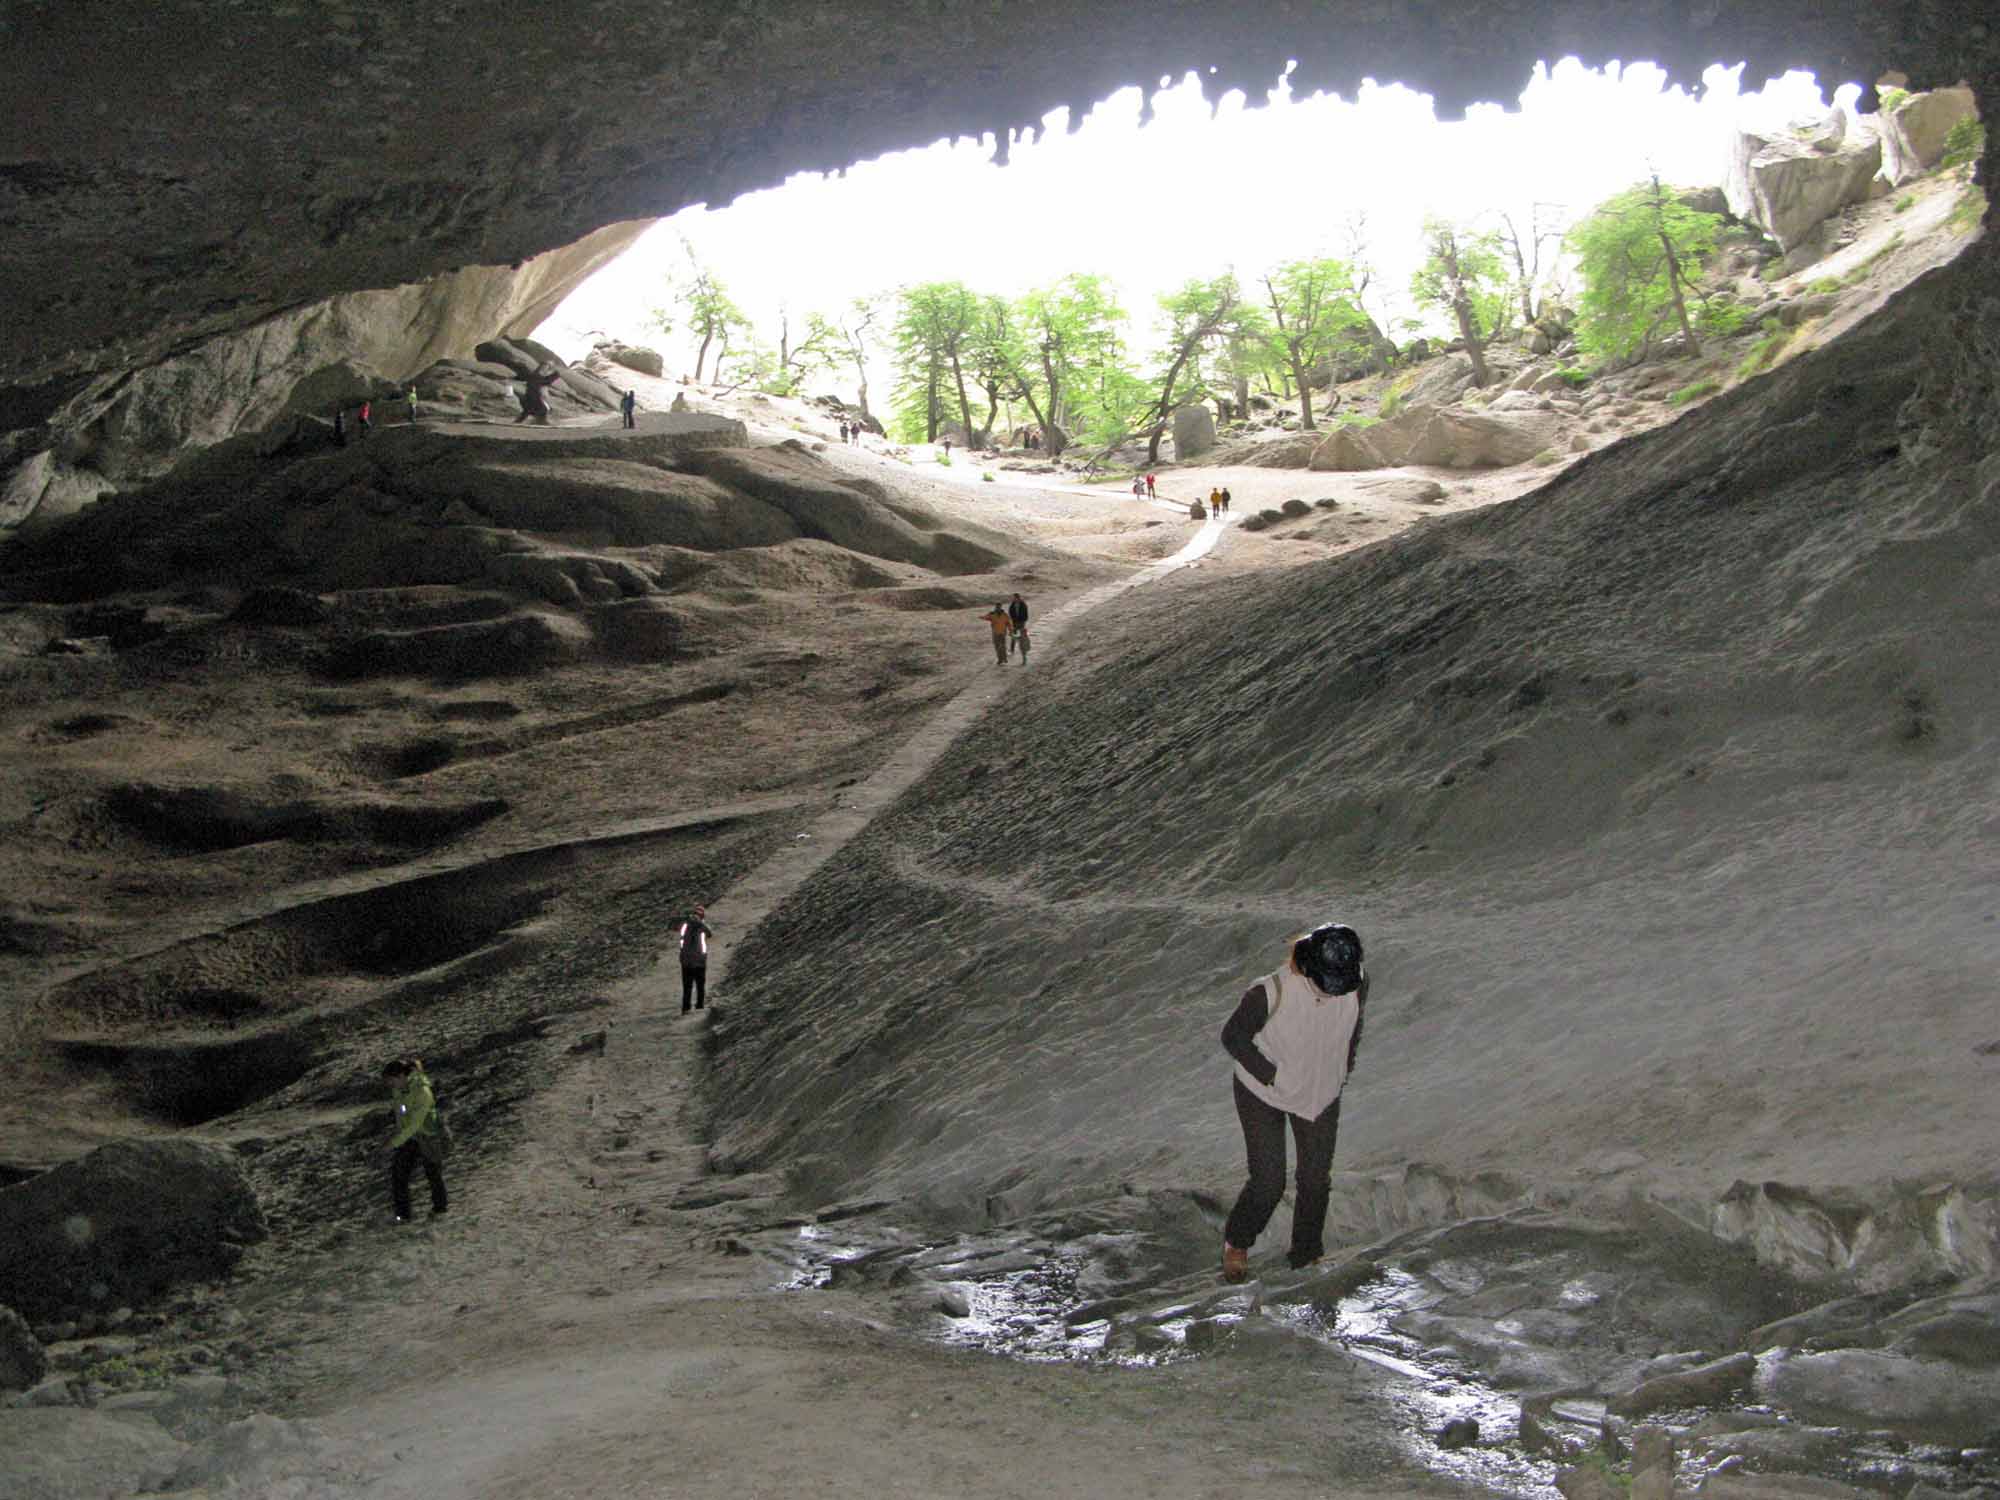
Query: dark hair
xmin=381 ymin=1056 xmax=422 ymax=1079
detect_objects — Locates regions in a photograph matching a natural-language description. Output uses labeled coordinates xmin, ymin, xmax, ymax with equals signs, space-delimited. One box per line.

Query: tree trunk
xmin=1290 ymin=354 xmax=1316 ymax=430
xmin=1452 ymin=295 xmax=1490 ymax=387
xmin=948 ymin=348 xmax=976 ymax=443
xmin=1660 ymin=228 xmax=1702 ymax=356
xmin=694 ymin=327 xmax=714 ymax=383
xmin=855 ymin=359 xmax=870 ymax=417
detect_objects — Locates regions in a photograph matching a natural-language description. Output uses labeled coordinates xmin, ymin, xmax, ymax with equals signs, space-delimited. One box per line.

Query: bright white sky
xmin=540 ymin=58 xmax=1860 ymax=397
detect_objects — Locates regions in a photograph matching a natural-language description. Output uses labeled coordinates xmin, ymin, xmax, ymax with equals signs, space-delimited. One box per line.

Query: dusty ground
xmin=4 ymin=177 xmax=1993 ymax=1495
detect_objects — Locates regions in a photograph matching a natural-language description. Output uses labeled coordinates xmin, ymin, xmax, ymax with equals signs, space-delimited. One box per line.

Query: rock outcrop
xmin=0 ymin=1141 xmax=267 ymax=1321
xmin=1877 ymin=86 xmax=1981 ymax=185
xmin=1725 ymin=107 xmax=1884 ymax=251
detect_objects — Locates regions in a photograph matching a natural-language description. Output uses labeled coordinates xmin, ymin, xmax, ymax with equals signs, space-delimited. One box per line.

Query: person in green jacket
xmin=383 ymin=1057 xmax=448 ymax=1223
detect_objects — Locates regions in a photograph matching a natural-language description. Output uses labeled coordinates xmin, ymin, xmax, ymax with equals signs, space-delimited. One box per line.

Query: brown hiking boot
xmin=1221 ymin=1243 xmax=1250 ymax=1284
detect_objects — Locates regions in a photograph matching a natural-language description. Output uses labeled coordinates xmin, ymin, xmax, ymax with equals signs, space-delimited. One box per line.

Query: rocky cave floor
xmin=5 ymin=263 xmax=2000 ymax=1494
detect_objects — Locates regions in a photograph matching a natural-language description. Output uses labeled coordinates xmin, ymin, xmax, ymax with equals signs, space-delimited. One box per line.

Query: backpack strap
xmin=1264 ymin=968 xmax=1285 ymax=1021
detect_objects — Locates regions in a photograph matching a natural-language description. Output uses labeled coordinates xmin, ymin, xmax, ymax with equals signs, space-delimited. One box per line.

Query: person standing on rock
xmin=620 ymin=388 xmax=637 ymax=429
xmin=677 ymin=904 xmax=712 ymax=1013
xmin=1145 ymin=473 xmax=1157 ymax=499
xmin=357 ymin=399 xmax=372 ymax=441
xmin=1217 ymin=923 xmax=1367 ymax=1282
xmin=1219 ymin=487 xmax=1232 ymax=514
xmin=333 ymin=405 xmax=347 ymax=446
xmin=383 ymin=1057 xmax=448 ymax=1224
xmin=514 ymin=365 xmax=560 ymax=426
xmin=981 ymin=603 xmax=1012 ymax=665
xmin=1007 ymin=592 xmax=1030 ymax=663
xmin=839 ymin=420 xmax=850 ymax=444
xmin=1208 ymin=485 xmax=1222 ymax=514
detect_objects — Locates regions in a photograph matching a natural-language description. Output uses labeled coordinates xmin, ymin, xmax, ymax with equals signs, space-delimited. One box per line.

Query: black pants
xmin=1223 ymin=1077 xmax=1342 ymax=1266
xmin=391 ymin=1139 xmax=448 ymax=1220
xmin=681 ymin=965 xmax=706 ymax=1011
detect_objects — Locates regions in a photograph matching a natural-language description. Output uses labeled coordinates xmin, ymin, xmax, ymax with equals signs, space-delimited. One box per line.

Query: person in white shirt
xmin=677 ymin=904 xmax=712 ymax=1013
xmin=1217 ymin=923 xmax=1368 ymax=1281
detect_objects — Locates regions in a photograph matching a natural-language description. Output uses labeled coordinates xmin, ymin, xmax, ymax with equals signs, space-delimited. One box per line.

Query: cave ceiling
xmin=0 ymin=1 xmax=1988 ymax=405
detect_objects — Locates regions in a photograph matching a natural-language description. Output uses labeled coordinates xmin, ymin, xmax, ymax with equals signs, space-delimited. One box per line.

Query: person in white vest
xmin=1217 ymin=923 xmax=1368 ymax=1282
xmin=677 ymin=903 xmax=712 ymax=1013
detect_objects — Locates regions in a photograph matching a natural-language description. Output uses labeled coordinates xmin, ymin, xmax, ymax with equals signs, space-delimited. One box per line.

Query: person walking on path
xmin=981 ymin=603 xmax=1013 ymax=665
xmin=1007 ymin=592 xmax=1030 ymax=664
xmin=514 ymin=364 xmax=561 ymax=426
xmin=1217 ymin=923 xmax=1368 ymax=1282
xmin=1208 ymin=485 xmax=1222 ymax=514
xmin=620 ymin=389 xmax=637 ymax=429
xmin=1220 ymin=487 xmax=1232 ymax=514
xmin=356 ymin=399 xmax=372 ymax=441
xmin=677 ymin=904 xmax=712 ymax=1012
xmin=383 ymin=1057 xmax=448 ymax=1224
xmin=839 ymin=420 xmax=850 ymax=444
xmin=333 ymin=405 xmax=347 ymax=446
xmin=1145 ymin=473 xmax=1157 ymax=499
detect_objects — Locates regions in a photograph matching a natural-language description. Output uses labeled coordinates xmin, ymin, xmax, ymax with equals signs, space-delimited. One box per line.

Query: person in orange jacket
xmin=980 ymin=603 xmax=1012 ymax=665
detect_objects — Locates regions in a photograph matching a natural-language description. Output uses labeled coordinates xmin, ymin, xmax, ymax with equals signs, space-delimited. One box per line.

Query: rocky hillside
xmin=704 ymin=222 xmax=1999 ymax=1287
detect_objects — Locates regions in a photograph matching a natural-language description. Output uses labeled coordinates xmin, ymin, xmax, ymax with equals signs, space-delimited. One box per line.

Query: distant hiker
xmin=1208 ymin=486 xmax=1222 ymax=513
xmin=357 ymin=400 xmax=372 ymax=441
xmin=1145 ymin=473 xmax=1157 ymax=499
xmin=677 ymin=904 xmax=712 ymax=1013
xmin=382 ymin=1057 xmax=448 ymax=1224
xmin=1220 ymin=487 xmax=1232 ymax=514
xmin=514 ymin=364 xmax=560 ymax=426
xmin=839 ymin=420 xmax=850 ymax=444
xmin=1218 ymin=924 xmax=1367 ymax=1282
xmin=943 ymin=438 xmax=953 ymax=459
xmin=1131 ymin=477 xmax=1145 ymax=502
xmin=620 ymin=388 xmax=637 ymax=429
xmin=333 ymin=405 xmax=347 ymax=446
xmin=981 ymin=603 xmax=1012 ymax=665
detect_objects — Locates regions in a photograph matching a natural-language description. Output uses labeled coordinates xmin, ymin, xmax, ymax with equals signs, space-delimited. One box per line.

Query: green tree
xmin=991 ymin=273 xmax=1131 ymax=459
xmin=1410 ymin=218 xmax=1511 ymax=388
xmin=890 ymin=281 xmax=981 ymax=443
xmin=1566 ymin=178 xmax=1726 ymax=364
xmin=1258 ymin=258 xmax=1369 ymax=430
xmin=653 ymin=238 xmax=748 ymax=384
xmin=833 ymin=296 xmax=884 ymax=419
xmin=768 ymin=306 xmax=842 ymax=396
xmin=1139 ymin=273 xmax=1245 ymax=464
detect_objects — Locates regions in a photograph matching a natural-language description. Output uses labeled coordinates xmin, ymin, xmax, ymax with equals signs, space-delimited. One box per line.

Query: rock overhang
xmin=0 ymin=1 xmax=1989 ymax=400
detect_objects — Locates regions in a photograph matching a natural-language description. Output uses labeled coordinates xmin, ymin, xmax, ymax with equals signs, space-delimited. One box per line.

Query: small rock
xmin=569 ymin=1029 xmax=608 ymax=1055
xmin=1556 ymin=1461 xmax=1623 ymax=1500
xmin=937 ymin=1290 xmax=971 ymax=1319
xmin=1437 ymin=1416 xmax=1481 ymax=1449
xmin=20 ymin=1376 xmax=73 ymax=1407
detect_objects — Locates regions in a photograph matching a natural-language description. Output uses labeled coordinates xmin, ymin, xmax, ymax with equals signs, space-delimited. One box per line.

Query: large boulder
xmin=1171 ymin=403 xmax=1217 ymax=459
xmin=1309 ymin=423 xmax=1395 ymax=471
xmin=1400 ymin=353 xmax=1481 ymax=411
xmin=0 ymin=1140 xmax=267 ymax=1320
xmin=1724 ymin=106 xmax=1884 ymax=251
xmin=1757 ymin=1347 xmax=2000 ymax=1446
xmin=1877 ymin=86 xmax=1980 ymax=185
xmin=600 ymin=342 xmax=666 ymax=378
xmin=1402 ymin=406 xmax=1562 ymax=468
